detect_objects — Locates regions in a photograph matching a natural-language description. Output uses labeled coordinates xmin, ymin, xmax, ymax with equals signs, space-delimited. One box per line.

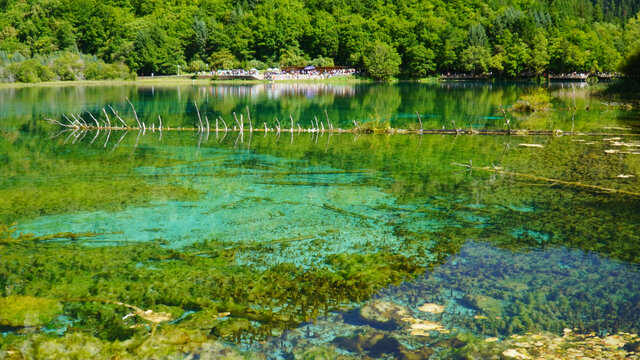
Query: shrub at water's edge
xmin=511 ymin=88 xmax=552 ymax=112
xmin=0 ymin=52 xmax=135 ymax=83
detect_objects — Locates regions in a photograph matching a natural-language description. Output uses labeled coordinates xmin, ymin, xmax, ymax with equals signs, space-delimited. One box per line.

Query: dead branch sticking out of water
xmin=452 ymin=119 xmax=460 ymax=135
xmin=452 ymin=162 xmax=640 ymax=197
xmin=126 ymin=97 xmax=142 ymax=129
xmin=415 ymin=111 xmax=423 ymax=132
xmin=500 ymin=105 xmax=512 ymax=135
xmin=195 ymin=101 xmax=204 ymax=132
xmin=64 ymin=298 xmax=173 ymax=338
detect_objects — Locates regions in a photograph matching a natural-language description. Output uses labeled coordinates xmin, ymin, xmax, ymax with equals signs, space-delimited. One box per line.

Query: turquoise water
xmin=1 ymin=82 xmax=640 ymax=358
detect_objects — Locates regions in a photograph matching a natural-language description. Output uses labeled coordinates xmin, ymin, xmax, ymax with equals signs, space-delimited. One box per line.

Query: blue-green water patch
xmin=16 ymin=147 xmax=442 ymax=268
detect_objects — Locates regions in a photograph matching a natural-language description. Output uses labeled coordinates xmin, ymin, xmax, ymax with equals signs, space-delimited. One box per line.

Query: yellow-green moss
xmin=0 ymin=296 xmax=62 ymax=327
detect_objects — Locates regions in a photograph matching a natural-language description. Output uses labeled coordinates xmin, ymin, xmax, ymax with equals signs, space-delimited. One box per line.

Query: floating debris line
xmin=45 ymin=100 xmax=640 ymax=138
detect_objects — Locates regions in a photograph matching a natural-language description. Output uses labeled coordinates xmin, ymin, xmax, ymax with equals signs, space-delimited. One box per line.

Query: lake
xmin=1 ymin=81 xmax=640 ymax=359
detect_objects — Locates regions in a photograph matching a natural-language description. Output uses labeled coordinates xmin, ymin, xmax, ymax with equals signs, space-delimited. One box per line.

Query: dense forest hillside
xmin=1 ymin=0 xmax=640 ymax=81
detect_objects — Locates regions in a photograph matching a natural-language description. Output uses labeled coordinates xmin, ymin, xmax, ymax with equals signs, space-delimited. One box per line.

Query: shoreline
xmin=0 ymin=76 xmax=371 ymax=89
xmin=0 ymin=76 xmax=624 ymax=89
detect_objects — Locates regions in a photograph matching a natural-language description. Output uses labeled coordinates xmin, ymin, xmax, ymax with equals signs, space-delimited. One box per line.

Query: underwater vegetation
xmin=0 ymin=222 xmax=428 ymax=358
xmin=4 ymin=223 xmax=640 ymax=359
xmin=474 ymin=136 xmax=640 ymax=264
xmin=377 ymin=242 xmax=640 ymax=339
xmin=0 ymin=129 xmax=202 ymax=223
xmin=1 ymin=82 xmax=640 ymax=358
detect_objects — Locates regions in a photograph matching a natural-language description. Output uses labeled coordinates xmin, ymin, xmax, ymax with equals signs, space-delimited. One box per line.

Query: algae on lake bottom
xmin=2 ymin=82 xmax=640 ymax=358
xmin=0 ymin=222 xmax=429 ymax=357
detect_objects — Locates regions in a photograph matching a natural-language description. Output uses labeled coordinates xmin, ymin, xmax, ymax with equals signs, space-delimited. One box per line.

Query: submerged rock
xmin=417 ymin=303 xmax=445 ymax=314
xmin=293 ymin=345 xmax=346 ymax=360
xmin=408 ymin=320 xmax=448 ymax=336
xmin=209 ymin=318 xmax=253 ymax=340
xmin=357 ymin=300 xmax=410 ymax=330
xmin=332 ymin=331 xmax=434 ymax=359
xmin=0 ymin=296 xmax=62 ymax=327
xmin=624 ymin=340 xmax=640 ymax=353
xmin=0 ymin=327 xmax=248 ymax=359
xmin=433 ymin=336 xmax=467 ymax=349
xmin=503 ymin=348 xmax=532 ymax=359
xmin=458 ymin=294 xmax=503 ymax=317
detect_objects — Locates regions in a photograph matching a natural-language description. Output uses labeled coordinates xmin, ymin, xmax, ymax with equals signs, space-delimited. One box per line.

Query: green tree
xmin=0 ymin=0 xmax=637 ymax=81
xmin=279 ymin=47 xmax=307 ymax=66
xmin=336 ymin=13 xmax=371 ymax=66
xmin=405 ymin=44 xmax=436 ymax=77
xmin=84 ymin=60 xmax=133 ymax=80
xmin=439 ymin=26 xmax=466 ymax=71
xmin=468 ymin=24 xmax=488 ymax=48
xmin=303 ymin=13 xmax=339 ymax=59
xmin=191 ymin=18 xmax=208 ymax=60
xmin=363 ymin=41 xmax=401 ymax=81
xmin=246 ymin=59 xmax=267 ymax=70
xmin=590 ymin=23 xmax=622 ymax=72
xmin=187 ymin=59 xmax=207 ymax=73
xmin=506 ymin=39 xmax=531 ymax=76
xmin=623 ymin=14 xmax=640 ymax=56
xmin=460 ymin=46 xmax=491 ymax=73
xmin=251 ymin=0 xmax=309 ymax=61
xmin=309 ymin=56 xmax=334 ymax=67
xmin=530 ymin=31 xmax=550 ymax=75
xmin=55 ymin=22 xmax=76 ymax=51
xmin=208 ymin=49 xmax=239 ymax=70
xmin=620 ymin=48 xmax=640 ymax=78
xmin=129 ymin=22 xmax=185 ymax=75
xmin=496 ymin=29 xmax=531 ymax=76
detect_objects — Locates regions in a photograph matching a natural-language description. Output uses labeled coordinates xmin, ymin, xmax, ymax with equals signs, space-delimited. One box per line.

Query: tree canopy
xmin=0 ymin=0 xmax=640 ymax=80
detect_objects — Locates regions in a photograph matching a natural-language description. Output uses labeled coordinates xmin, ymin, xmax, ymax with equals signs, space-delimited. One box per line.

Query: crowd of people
xmin=440 ymin=72 xmax=620 ymax=81
xmin=264 ymin=67 xmax=357 ymax=80
xmin=196 ymin=67 xmax=358 ymax=80
xmin=214 ymin=69 xmax=261 ymax=77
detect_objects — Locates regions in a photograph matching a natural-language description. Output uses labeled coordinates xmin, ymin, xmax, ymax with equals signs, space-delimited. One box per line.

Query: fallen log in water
xmin=44 ymin=102 xmax=640 ymax=137
xmin=45 ymin=119 xmax=640 ymax=137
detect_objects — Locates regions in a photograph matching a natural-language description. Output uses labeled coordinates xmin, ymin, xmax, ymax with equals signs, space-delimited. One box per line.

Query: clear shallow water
xmin=1 ymin=82 xmax=640 ymax=358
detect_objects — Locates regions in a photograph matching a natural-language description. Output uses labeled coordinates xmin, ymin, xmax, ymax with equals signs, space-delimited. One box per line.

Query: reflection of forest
xmin=0 ymin=83 xmax=628 ymax=132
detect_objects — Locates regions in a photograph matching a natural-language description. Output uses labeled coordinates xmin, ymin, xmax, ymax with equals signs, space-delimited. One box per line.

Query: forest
xmin=0 ymin=0 xmax=640 ymax=81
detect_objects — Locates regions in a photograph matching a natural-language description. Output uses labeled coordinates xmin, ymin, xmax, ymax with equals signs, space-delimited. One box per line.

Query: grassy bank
xmin=0 ymin=78 xmax=216 ymax=88
xmin=0 ymin=75 xmax=371 ymax=89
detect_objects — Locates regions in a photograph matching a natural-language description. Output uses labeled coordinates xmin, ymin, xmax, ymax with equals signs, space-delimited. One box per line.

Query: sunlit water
xmin=1 ymin=82 xmax=640 ymax=358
